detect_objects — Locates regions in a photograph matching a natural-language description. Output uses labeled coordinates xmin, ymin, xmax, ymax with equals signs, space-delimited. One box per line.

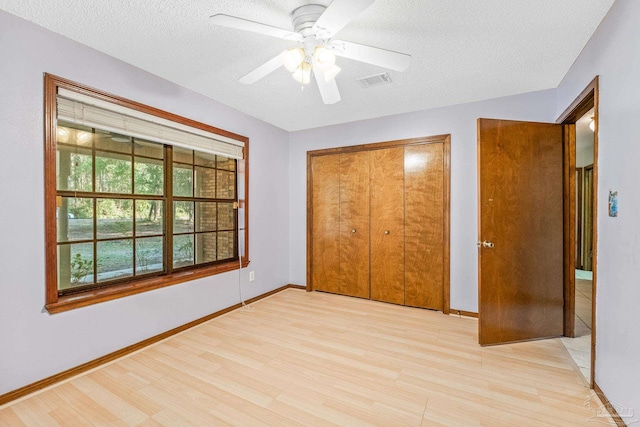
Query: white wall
xmin=288 ymin=90 xmax=557 ymax=312
xmin=556 ymin=0 xmax=640 ymax=417
xmin=0 ymin=11 xmax=289 ymax=395
xmin=577 ymin=145 xmax=595 ymax=168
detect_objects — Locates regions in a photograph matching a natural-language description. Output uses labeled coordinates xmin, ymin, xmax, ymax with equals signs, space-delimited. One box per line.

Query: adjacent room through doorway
xmin=561 ymin=108 xmax=595 ymax=383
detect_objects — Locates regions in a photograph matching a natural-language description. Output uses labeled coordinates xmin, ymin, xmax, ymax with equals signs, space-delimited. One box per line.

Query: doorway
xmin=557 ymin=77 xmax=599 ymax=388
xmin=561 ymin=108 xmax=595 ymax=383
xmin=476 ymin=77 xmax=599 ymax=386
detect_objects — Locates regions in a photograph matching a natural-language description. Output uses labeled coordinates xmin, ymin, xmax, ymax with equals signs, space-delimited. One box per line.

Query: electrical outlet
xmin=249 ymin=271 xmax=255 ymax=282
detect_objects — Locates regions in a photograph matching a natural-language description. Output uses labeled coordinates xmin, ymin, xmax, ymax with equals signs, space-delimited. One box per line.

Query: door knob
xmin=478 ymin=240 xmax=494 ymax=248
xmin=384 ymin=230 xmax=390 ymax=235
xmin=351 ymin=229 xmax=356 ymax=233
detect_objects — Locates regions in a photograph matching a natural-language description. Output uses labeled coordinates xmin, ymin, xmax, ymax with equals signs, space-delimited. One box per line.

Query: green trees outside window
xmin=55 ymin=122 xmax=238 ymax=294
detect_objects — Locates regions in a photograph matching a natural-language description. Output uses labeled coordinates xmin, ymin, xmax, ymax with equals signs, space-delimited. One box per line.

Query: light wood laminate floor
xmin=0 ymin=289 xmax=613 ymax=426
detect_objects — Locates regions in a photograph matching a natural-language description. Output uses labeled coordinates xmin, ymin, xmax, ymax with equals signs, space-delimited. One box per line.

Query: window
xmin=45 ymin=75 xmax=249 ymax=313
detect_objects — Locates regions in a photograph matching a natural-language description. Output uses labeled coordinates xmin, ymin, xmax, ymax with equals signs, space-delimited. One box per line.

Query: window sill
xmin=45 ymin=259 xmax=250 ymax=314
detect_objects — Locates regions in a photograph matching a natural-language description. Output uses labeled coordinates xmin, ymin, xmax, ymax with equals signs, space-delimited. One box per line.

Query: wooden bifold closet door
xmin=370 ymin=147 xmax=405 ymax=304
xmin=405 ymin=144 xmax=445 ymax=310
xmin=311 ymin=151 xmax=370 ymax=298
xmin=339 ymin=151 xmax=370 ymax=298
xmin=308 ymin=135 xmax=450 ymax=313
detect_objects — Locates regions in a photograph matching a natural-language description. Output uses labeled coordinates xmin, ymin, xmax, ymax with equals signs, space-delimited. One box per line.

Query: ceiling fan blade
xmin=239 ymin=55 xmax=284 ymax=84
xmin=312 ymin=0 xmax=375 ymax=38
xmin=313 ymin=64 xmax=341 ymax=105
xmin=330 ymin=40 xmax=412 ymax=72
xmin=210 ymin=14 xmax=301 ymax=41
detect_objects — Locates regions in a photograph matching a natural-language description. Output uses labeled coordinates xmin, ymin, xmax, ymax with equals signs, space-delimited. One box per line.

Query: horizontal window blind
xmin=57 ymin=88 xmax=244 ymax=159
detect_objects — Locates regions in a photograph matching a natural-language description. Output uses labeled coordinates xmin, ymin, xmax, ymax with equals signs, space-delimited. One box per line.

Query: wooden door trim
xmin=557 ymin=77 xmax=597 ymax=124
xmin=562 ymin=124 xmax=577 ymax=338
xmin=557 ymin=76 xmax=599 ymax=389
xmin=442 ymin=135 xmax=451 ymax=315
xmin=307 ymin=134 xmax=451 ymax=156
xmin=307 ymin=135 xmax=451 ymax=314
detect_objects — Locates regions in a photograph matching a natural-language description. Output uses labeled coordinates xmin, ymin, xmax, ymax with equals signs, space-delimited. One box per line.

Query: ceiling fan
xmin=210 ymin=0 xmax=412 ymax=105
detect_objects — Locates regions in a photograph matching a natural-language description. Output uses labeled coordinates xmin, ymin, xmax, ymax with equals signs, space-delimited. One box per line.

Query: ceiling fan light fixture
xmin=281 ymin=47 xmax=306 ymax=72
xmin=324 ymin=64 xmax=341 ymax=82
xmin=292 ymin=61 xmax=312 ymax=84
xmin=313 ymin=46 xmax=336 ymax=72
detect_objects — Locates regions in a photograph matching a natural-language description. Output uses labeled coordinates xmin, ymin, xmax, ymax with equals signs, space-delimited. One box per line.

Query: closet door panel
xmin=311 ymin=154 xmax=340 ymax=293
xmin=370 ymin=147 xmax=405 ymax=304
xmin=340 ymin=151 xmax=370 ymax=298
xmin=405 ymin=144 xmax=444 ymax=310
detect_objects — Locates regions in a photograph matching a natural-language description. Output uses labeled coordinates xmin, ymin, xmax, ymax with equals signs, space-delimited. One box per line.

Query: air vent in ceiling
xmin=357 ymin=72 xmax=392 ymax=88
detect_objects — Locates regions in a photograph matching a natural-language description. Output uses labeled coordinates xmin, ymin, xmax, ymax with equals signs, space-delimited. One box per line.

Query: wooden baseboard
xmin=593 ymin=382 xmax=628 ymax=426
xmin=0 ymin=284 xmax=303 ymax=407
xmin=449 ymin=308 xmax=479 ymax=318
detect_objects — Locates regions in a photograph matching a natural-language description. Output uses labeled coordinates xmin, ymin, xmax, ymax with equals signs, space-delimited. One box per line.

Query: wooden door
xmin=311 ymin=154 xmax=340 ymax=294
xmin=405 ymin=144 xmax=445 ymax=310
xmin=478 ymin=119 xmax=564 ymax=345
xmin=339 ymin=151 xmax=370 ymax=298
xmin=370 ymin=147 xmax=405 ymax=304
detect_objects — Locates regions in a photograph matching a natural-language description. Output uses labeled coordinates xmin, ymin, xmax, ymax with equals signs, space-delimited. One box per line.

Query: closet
xmin=308 ymin=135 xmax=450 ymax=312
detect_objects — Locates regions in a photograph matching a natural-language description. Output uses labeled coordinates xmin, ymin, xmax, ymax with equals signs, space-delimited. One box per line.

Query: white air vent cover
xmin=357 ymin=72 xmax=392 ymax=88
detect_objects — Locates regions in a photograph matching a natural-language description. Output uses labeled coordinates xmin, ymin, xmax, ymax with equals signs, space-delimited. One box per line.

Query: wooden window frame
xmin=44 ymin=74 xmax=250 ymax=313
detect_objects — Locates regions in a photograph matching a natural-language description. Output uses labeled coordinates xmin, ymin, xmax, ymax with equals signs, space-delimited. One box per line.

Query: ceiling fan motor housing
xmin=292 ymin=5 xmax=326 ymax=37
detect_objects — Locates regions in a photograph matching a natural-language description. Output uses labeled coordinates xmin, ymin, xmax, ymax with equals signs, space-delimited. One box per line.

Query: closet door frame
xmin=306 ymin=134 xmax=452 ymax=314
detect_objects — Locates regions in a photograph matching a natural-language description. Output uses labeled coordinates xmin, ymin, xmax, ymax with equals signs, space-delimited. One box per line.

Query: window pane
xmin=136 ymin=200 xmax=164 ymax=236
xmin=57 ymin=122 xmax=93 ymax=147
xmin=173 ymin=164 xmax=193 ymax=197
xmin=97 ymin=239 xmax=133 ymax=282
xmin=134 ymin=157 xmax=164 ymax=195
xmin=173 ymin=201 xmax=194 ymax=233
xmin=217 ymin=231 xmax=235 ymax=260
xmin=173 ymin=147 xmax=193 ymax=164
xmin=217 ymin=202 xmax=235 ymax=230
xmin=194 ymin=151 xmax=216 ymax=167
xmin=217 ymin=156 xmax=236 ymax=171
xmin=196 ymin=232 xmax=216 ymax=264
xmin=196 ymin=202 xmax=217 ymax=232
xmin=57 ymin=146 xmax=93 ymax=192
xmin=217 ymin=170 xmax=235 ymax=199
xmin=194 ymin=166 xmax=216 ymax=199
xmin=97 ymin=199 xmax=133 ymax=239
xmin=173 ymin=234 xmax=194 ymax=268
xmin=96 ymin=151 xmax=132 ymax=193
xmin=136 ymin=237 xmax=163 ymax=274
xmin=57 ymin=197 xmax=93 ymax=242
xmin=58 ymin=242 xmax=94 ymax=290
xmin=95 ymin=130 xmax=132 ymax=154
xmin=134 ymin=140 xmax=164 ymax=159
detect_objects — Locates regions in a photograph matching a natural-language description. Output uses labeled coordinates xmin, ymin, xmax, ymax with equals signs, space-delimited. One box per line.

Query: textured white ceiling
xmin=1 ymin=0 xmax=614 ymax=131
